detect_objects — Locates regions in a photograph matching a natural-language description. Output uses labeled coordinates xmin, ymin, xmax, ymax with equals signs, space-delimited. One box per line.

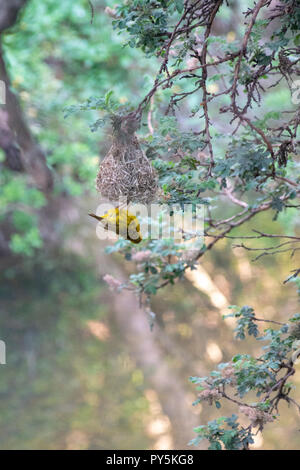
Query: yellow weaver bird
xmin=89 ymin=207 xmax=142 ymax=244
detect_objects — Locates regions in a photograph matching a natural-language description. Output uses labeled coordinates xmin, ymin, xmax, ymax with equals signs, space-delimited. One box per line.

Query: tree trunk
xmin=0 ymin=43 xmax=53 ymax=191
xmin=112 ymin=285 xmax=199 ymax=449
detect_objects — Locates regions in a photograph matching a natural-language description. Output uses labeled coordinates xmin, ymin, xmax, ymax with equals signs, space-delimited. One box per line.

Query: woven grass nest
xmin=96 ymin=113 xmax=158 ymax=204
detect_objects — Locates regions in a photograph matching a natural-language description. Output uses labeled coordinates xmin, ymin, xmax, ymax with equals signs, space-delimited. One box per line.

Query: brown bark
xmin=0 ymin=0 xmax=53 ymax=191
xmin=0 ymin=108 xmax=23 ymax=171
xmin=0 ymin=0 xmax=54 ymax=254
xmin=0 ymin=43 xmax=53 ymax=191
xmin=0 ymin=0 xmax=27 ymax=32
